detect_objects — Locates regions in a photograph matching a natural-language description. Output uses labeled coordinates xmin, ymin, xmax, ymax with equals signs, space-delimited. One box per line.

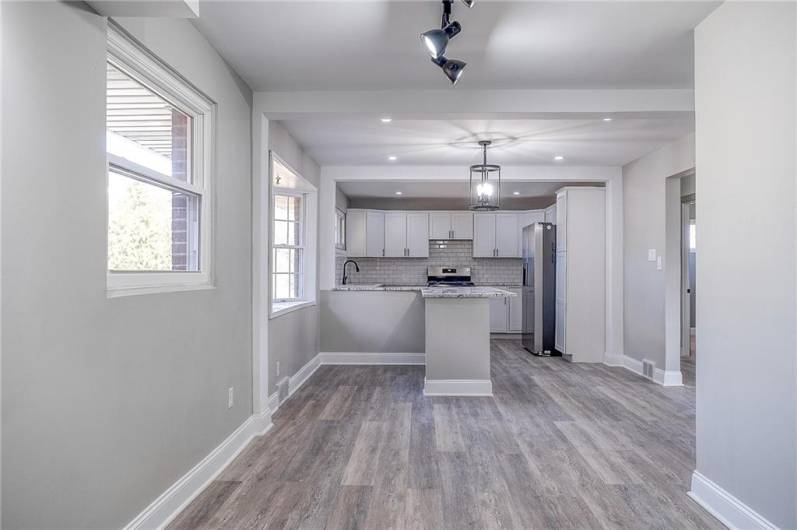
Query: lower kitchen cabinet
xmin=490 ymin=287 xmax=522 ymax=333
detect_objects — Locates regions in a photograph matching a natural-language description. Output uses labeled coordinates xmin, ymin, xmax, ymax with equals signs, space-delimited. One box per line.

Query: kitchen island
xmin=330 ymin=284 xmax=515 ymax=396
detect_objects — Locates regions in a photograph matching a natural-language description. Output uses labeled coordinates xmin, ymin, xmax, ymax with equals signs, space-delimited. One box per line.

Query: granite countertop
xmin=421 ymin=286 xmax=516 ymax=299
xmin=333 ymin=284 xmax=425 ymax=292
xmin=332 ymin=284 xmax=515 ymax=298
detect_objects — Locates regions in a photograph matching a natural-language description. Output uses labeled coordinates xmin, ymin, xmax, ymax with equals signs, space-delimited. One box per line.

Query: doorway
xmin=681 ymin=199 xmax=696 ymax=359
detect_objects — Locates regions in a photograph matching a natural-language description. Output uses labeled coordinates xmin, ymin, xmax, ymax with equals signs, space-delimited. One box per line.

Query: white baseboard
xmin=124 ymin=410 xmax=272 ymax=530
xmin=604 ymin=353 xmax=683 ymax=387
xmin=689 ymin=471 xmax=778 ymax=530
xmin=655 ymin=367 xmax=683 ymax=386
xmin=319 ymin=351 xmax=425 ymax=365
xmin=423 ymin=378 xmax=493 ymax=396
xmin=290 ymin=353 xmax=322 ymax=394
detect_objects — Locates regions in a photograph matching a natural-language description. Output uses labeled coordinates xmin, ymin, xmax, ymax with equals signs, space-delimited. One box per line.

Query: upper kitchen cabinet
xmin=544 ymin=203 xmax=557 ymax=224
xmin=348 ymin=209 xmax=428 ymax=258
xmin=347 ymin=209 xmax=385 ymax=257
xmin=345 ymin=209 xmax=367 ymax=257
xmin=554 ymin=187 xmax=605 ymax=362
xmin=406 ymin=212 xmax=430 ymax=257
xmin=429 ymin=211 xmax=473 ymax=240
xmin=474 ymin=213 xmax=521 ymax=257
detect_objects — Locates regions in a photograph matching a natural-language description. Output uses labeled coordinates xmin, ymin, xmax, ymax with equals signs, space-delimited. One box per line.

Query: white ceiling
xmin=194 ymin=1 xmax=718 ymax=91
xmin=339 ymin=180 xmax=598 ymax=199
xmin=280 ymin=116 xmax=694 ymax=166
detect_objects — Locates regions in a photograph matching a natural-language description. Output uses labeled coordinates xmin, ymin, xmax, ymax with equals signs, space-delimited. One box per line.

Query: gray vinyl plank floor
xmin=169 ymin=339 xmax=721 ymax=530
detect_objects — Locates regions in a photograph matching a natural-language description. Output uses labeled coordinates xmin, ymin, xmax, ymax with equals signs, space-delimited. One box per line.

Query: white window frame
xmin=270 ymin=153 xmax=317 ymax=319
xmin=335 ymin=208 xmax=347 ymax=251
xmin=106 ymin=23 xmax=215 ymax=298
xmin=272 ymin=191 xmax=305 ymax=302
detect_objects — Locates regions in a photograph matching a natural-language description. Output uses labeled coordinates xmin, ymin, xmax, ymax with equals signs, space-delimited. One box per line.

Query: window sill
xmin=107 ymin=275 xmax=214 ymax=299
xmin=271 ymin=300 xmax=316 ymax=319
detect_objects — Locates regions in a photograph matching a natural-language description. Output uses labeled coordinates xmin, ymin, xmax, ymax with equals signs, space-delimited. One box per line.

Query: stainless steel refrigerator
xmin=521 ymin=222 xmax=557 ymax=355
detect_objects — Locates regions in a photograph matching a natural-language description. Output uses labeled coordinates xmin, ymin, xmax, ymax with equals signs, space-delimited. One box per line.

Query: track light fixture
xmin=420 ymin=21 xmax=461 ymax=59
xmin=420 ymin=0 xmax=472 ymax=85
xmin=431 ymin=56 xmax=466 ymax=84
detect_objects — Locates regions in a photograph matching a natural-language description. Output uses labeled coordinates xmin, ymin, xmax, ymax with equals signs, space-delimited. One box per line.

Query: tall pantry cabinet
xmin=555 ymin=187 xmax=605 ymax=362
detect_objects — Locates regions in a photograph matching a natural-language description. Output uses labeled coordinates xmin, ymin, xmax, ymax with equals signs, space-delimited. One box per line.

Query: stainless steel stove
xmin=426 ymin=266 xmax=475 ymax=287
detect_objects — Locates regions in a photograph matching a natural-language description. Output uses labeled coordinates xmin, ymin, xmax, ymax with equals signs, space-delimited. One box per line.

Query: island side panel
xmin=424 ymin=298 xmax=492 ymax=395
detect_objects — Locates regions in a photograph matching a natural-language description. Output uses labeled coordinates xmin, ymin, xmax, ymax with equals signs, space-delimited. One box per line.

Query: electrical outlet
xmin=647 ymin=249 xmax=657 ymax=261
xmin=276 ymin=361 xmax=281 ymax=377
xmin=227 ymin=387 xmax=234 ymax=409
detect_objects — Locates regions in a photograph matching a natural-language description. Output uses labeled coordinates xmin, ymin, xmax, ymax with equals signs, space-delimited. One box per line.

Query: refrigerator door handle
xmin=522 ymin=265 xmax=527 ymax=286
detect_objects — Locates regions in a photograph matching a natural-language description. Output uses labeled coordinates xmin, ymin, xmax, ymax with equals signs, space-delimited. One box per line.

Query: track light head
xmin=460 ymin=0 xmax=475 ymax=7
xmin=420 ymin=21 xmax=461 ymax=59
xmin=431 ymin=56 xmax=466 ymax=85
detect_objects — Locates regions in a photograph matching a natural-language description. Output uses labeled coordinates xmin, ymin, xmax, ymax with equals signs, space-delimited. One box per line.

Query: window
xmin=272 ymin=194 xmax=304 ymax=301
xmin=106 ymin=24 xmax=214 ymax=296
xmin=689 ymin=221 xmax=697 ymax=251
xmin=270 ymin=155 xmax=317 ymax=317
xmin=335 ymin=208 xmax=346 ymax=250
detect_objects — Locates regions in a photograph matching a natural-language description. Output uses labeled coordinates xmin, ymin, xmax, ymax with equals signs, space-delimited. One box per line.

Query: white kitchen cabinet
xmin=519 ymin=210 xmax=545 ymax=231
xmin=366 ymin=210 xmax=385 ymax=257
xmin=554 ymin=187 xmax=605 ymax=362
xmin=345 ymin=209 xmax=367 ymax=257
xmin=474 ymin=213 xmax=520 ymax=257
xmin=544 ymin=204 xmax=557 ymax=224
xmin=508 ymin=287 xmax=523 ymax=332
xmin=429 ymin=212 xmax=451 ymax=240
xmin=555 ymin=193 xmax=567 ymax=252
xmin=489 ymin=288 xmax=523 ymax=333
xmin=489 ymin=296 xmax=508 ymax=332
xmin=450 ymin=212 xmax=473 ymax=239
xmin=429 ymin=211 xmax=473 ymax=240
xmin=384 ymin=212 xmax=407 ymax=257
xmin=496 ymin=214 xmax=520 ymax=257
xmin=473 ymin=214 xmax=497 ymax=257
xmin=380 ymin=211 xmax=429 ymax=258
xmin=406 ymin=212 xmax=429 ymax=257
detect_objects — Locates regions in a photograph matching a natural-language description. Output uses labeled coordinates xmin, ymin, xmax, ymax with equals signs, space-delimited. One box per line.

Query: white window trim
xmin=272 ymin=189 xmax=306 ymax=303
xmin=335 ymin=207 xmax=347 ymax=251
xmin=106 ymin=23 xmax=215 ymax=298
xmin=270 ymin=152 xmax=317 ymax=319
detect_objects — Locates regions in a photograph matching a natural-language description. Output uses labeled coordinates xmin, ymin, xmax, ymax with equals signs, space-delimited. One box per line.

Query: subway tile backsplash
xmin=335 ymin=240 xmax=522 ymax=286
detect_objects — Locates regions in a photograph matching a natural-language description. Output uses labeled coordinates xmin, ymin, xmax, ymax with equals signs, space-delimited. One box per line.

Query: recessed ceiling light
xmin=388 ymin=155 xmax=397 ymax=161
xmin=395 ymin=191 xmax=403 ymax=195
xmin=554 ymin=155 xmax=564 ymax=161
xmin=381 ymin=117 xmax=393 ymax=123
xmin=512 ymin=191 xmax=520 ymax=196
xmin=603 ymin=117 xmax=613 ymax=122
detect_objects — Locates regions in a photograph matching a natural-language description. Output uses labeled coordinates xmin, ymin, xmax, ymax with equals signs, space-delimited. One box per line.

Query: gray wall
xmin=1 ymin=4 xmax=254 ymax=528
xmin=695 ymin=3 xmax=796 ymax=527
xmin=268 ymin=121 xmax=321 ymax=393
xmin=320 ymin=291 xmax=425 ymax=353
xmin=622 ymin=134 xmax=695 ymax=369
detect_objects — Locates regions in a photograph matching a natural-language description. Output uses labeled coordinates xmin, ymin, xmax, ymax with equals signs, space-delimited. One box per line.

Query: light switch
xmin=656 ymin=256 xmax=663 ymax=270
xmin=648 ymin=249 xmax=657 ymax=262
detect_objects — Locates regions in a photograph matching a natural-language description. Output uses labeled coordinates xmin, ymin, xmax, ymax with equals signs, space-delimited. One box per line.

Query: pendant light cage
xmin=469 ymin=140 xmax=501 ymax=211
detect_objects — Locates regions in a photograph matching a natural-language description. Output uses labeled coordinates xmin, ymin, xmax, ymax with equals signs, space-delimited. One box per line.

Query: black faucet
xmin=342 ymin=259 xmax=360 ymax=285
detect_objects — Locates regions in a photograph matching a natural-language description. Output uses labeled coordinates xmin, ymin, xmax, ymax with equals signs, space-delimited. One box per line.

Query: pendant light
xmin=469 ymin=140 xmax=501 ymax=211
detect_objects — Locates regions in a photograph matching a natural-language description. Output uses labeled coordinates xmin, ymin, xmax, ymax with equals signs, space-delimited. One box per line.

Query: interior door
xmin=383 ymin=212 xmax=407 ymax=257
xmin=473 ymin=214 xmax=496 ymax=257
xmin=450 ymin=212 xmax=473 ymax=239
xmin=496 ymin=214 xmax=520 ymax=257
xmin=428 ymin=212 xmax=451 ymax=240
xmin=406 ymin=212 xmax=429 ymax=257
xmin=365 ymin=210 xmax=385 ymax=257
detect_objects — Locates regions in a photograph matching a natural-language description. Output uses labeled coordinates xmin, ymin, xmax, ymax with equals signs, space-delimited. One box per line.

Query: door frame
xmin=681 ymin=199 xmax=695 ymax=357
